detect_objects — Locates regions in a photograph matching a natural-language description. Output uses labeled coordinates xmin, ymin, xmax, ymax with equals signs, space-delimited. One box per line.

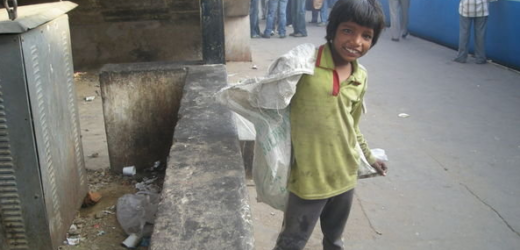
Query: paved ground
xmin=226 ymin=17 xmax=520 ymax=250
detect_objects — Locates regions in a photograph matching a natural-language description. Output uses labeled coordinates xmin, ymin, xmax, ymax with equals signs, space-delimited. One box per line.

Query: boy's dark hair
xmin=326 ymin=0 xmax=386 ymax=47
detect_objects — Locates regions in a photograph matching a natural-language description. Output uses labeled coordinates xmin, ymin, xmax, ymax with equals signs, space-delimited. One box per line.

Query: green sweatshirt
xmin=288 ymin=44 xmax=376 ymax=200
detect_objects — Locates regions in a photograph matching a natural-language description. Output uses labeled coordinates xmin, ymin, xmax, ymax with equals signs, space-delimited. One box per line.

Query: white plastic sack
xmin=216 ymin=44 xmax=316 ymax=211
xmin=215 ymin=80 xmax=299 ymax=211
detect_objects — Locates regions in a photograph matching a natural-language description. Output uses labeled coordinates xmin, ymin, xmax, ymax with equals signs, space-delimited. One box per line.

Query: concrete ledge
xmin=151 ymin=65 xmax=254 ymax=249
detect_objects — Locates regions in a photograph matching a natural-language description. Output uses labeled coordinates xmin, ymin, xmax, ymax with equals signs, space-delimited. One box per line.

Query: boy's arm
xmin=351 ymin=96 xmax=376 ymax=165
xmin=352 ymin=100 xmax=388 ymax=176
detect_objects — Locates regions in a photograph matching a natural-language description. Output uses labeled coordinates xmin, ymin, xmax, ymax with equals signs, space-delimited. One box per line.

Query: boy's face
xmin=332 ymin=21 xmax=374 ymax=65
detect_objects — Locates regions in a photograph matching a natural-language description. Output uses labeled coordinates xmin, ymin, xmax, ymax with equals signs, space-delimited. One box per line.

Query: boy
xmin=274 ymin=0 xmax=387 ymax=249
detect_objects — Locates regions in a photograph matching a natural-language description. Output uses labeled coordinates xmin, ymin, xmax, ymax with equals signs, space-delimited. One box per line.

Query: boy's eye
xmin=342 ymin=28 xmax=352 ymax=34
xmin=363 ymin=34 xmax=373 ymax=40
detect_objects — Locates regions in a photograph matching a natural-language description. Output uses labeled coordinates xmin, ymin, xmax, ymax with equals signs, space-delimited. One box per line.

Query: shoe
xmin=261 ymin=34 xmax=271 ymax=39
xmin=279 ymin=34 xmax=286 ymax=39
xmin=402 ymin=32 xmax=409 ymax=38
xmin=317 ymin=22 xmax=327 ymax=27
xmin=292 ymin=33 xmax=307 ymax=37
xmin=476 ymin=60 xmax=487 ymax=64
xmin=270 ymin=31 xmax=275 ymax=36
xmin=251 ymin=34 xmax=260 ymax=38
xmin=391 ymin=38 xmax=399 ymax=42
xmin=289 ymin=33 xmax=296 ymax=36
xmin=309 ymin=21 xmax=317 ymax=24
xmin=453 ymin=57 xmax=466 ymax=63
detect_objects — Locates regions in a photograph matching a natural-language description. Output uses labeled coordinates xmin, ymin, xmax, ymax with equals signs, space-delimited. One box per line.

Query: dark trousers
xmin=290 ymin=0 xmax=307 ymax=35
xmin=456 ymin=15 xmax=488 ymax=63
xmin=273 ymin=189 xmax=355 ymax=250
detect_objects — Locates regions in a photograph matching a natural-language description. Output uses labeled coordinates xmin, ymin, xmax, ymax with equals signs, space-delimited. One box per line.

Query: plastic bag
xmin=216 ymin=44 xmax=316 ymax=211
xmin=216 ymin=83 xmax=294 ymax=211
xmin=357 ymin=145 xmax=388 ymax=179
xmin=116 ymin=191 xmax=159 ymax=237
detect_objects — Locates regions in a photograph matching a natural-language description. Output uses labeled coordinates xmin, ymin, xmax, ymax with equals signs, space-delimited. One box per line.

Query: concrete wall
xmin=19 ymin=0 xmax=252 ymax=67
xmin=224 ymin=16 xmax=252 ymax=62
xmin=224 ymin=0 xmax=252 ymax=62
xmin=99 ymin=62 xmax=188 ymax=173
xmin=151 ymin=64 xmax=254 ymax=250
xmin=97 ymin=62 xmax=254 ymax=248
xmin=68 ymin=0 xmax=202 ymax=69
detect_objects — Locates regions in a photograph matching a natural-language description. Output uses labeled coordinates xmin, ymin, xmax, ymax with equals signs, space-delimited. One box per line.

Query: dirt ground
xmin=57 ymin=71 xmax=163 ymax=250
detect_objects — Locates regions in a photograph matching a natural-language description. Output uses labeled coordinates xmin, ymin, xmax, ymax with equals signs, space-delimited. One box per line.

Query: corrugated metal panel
xmin=0 ymin=12 xmax=86 ymax=250
xmin=0 ymin=1 xmax=77 ymax=34
xmin=0 ymin=31 xmax=49 ymax=250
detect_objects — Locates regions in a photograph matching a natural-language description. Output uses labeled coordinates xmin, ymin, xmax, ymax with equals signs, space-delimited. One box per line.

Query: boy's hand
xmin=371 ymin=160 xmax=388 ymax=176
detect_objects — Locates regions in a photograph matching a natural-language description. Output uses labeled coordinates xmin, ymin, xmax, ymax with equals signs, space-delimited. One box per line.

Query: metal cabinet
xmin=0 ymin=2 xmax=86 ymax=249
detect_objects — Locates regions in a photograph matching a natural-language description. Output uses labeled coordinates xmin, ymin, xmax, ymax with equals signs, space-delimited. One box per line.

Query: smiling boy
xmin=274 ymin=0 xmax=387 ymax=249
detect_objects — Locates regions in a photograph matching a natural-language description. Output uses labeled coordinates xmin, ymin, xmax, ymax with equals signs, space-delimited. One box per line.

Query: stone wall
xmin=18 ymin=0 xmax=252 ymax=68
xmin=98 ymin=61 xmax=193 ymax=173
xmin=68 ymin=0 xmax=202 ymax=69
xmin=99 ymin=62 xmax=254 ymax=248
xmin=151 ymin=65 xmax=254 ymax=249
xmin=223 ymin=0 xmax=252 ymax=62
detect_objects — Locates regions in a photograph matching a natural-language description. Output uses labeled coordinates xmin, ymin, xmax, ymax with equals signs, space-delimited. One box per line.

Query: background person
xmin=290 ymin=0 xmax=308 ymax=37
xmin=310 ymin=0 xmax=329 ymax=26
xmin=263 ymin=0 xmax=289 ymax=38
xmin=454 ymin=0 xmax=495 ymax=64
xmin=250 ymin=0 xmax=262 ymax=38
xmin=389 ymin=0 xmax=410 ymax=41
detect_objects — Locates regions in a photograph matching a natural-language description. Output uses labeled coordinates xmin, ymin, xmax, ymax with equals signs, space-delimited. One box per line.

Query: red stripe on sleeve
xmin=332 ymin=70 xmax=340 ymax=96
xmin=316 ymin=45 xmax=324 ymax=67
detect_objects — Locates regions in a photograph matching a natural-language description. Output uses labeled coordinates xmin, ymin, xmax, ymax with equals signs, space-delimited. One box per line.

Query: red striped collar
xmin=315 ymin=44 xmax=362 ymax=96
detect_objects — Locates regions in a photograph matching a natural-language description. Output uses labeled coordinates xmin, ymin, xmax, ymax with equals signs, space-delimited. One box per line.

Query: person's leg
xmin=273 ymin=193 xmax=326 ymax=250
xmin=473 ymin=16 xmax=488 ymax=64
xmin=311 ymin=9 xmax=318 ymax=23
xmin=455 ymin=15 xmax=471 ymax=63
xmin=310 ymin=0 xmax=318 ymax=23
xmin=261 ymin=0 xmax=267 ymax=19
xmin=250 ymin=0 xmax=261 ymax=37
xmin=320 ymin=189 xmax=355 ymax=250
xmin=286 ymin=0 xmax=292 ymax=26
xmin=263 ymin=0 xmax=277 ymax=37
xmin=274 ymin=0 xmax=280 ymax=35
xmin=400 ymin=0 xmax=410 ymax=38
xmin=389 ymin=0 xmax=401 ymax=41
xmin=295 ymin=0 xmax=307 ymax=36
xmin=278 ymin=0 xmax=288 ymax=37
xmin=319 ymin=0 xmax=328 ymax=25
xmin=290 ymin=0 xmax=299 ymax=34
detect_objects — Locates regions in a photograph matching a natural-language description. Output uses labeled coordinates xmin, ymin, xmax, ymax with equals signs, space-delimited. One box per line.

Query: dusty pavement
xmin=65 ymin=16 xmax=520 ymax=250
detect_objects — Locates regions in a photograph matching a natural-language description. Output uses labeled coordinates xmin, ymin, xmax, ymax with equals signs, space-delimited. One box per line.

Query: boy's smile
xmin=331 ymin=21 xmax=374 ymax=66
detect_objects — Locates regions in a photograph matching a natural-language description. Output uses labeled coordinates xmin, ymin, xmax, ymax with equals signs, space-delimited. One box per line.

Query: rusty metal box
xmin=0 ymin=2 xmax=87 ymax=249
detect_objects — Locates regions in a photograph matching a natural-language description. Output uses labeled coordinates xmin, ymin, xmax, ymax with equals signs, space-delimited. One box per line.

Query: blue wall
xmin=379 ymin=0 xmax=520 ymax=70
